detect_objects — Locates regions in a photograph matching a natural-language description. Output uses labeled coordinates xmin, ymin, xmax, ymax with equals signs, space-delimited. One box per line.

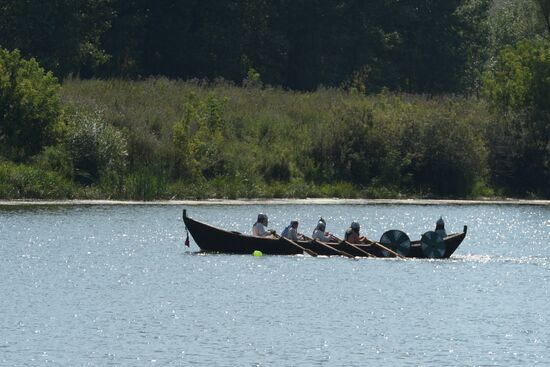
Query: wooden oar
xmin=331 ymin=235 xmax=375 ymax=258
xmin=314 ymin=239 xmax=355 ymax=258
xmin=302 ymin=235 xmax=355 ymax=259
xmin=275 ymin=234 xmax=318 ymax=257
xmin=362 ymin=238 xmax=405 ymax=259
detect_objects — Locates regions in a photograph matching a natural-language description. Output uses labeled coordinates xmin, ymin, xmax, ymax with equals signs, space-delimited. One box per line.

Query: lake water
xmin=1 ymin=203 xmax=549 ymax=366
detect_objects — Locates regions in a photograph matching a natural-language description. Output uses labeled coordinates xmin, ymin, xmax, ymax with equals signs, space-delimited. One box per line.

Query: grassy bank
xmin=2 ymin=78 xmax=496 ymax=200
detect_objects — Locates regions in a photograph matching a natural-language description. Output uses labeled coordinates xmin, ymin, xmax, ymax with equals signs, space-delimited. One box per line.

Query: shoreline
xmin=1 ymin=198 xmax=550 ymax=206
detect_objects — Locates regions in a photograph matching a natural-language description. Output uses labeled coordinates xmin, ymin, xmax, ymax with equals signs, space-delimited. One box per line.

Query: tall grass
xmin=0 ymin=160 xmax=76 ymax=199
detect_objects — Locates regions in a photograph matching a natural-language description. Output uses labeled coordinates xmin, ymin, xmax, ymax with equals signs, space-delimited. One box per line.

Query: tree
xmin=0 ymin=48 xmax=62 ymax=160
xmin=0 ymin=0 xmax=493 ymax=92
xmin=385 ymin=0 xmax=490 ymax=93
xmin=536 ymin=0 xmax=550 ymax=35
xmin=488 ymin=0 xmax=545 ymax=56
xmin=483 ymin=39 xmax=550 ymax=196
xmin=0 ymin=0 xmax=112 ymax=77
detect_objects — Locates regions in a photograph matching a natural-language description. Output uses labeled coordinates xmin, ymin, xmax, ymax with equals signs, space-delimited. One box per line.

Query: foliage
xmin=307 ymin=103 xmax=374 ymax=183
xmin=538 ymin=0 xmax=550 ymax=35
xmin=1 ymin=1 xmax=490 ymax=94
xmin=0 ymin=160 xmax=75 ymax=199
xmin=58 ymin=79 xmax=493 ymax=199
xmin=4 ymin=2 xmax=550 ymax=199
xmin=402 ymin=106 xmax=489 ymax=196
xmin=65 ymin=109 xmax=128 ymax=185
xmin=305 ymin=93 xmax=490 ymax=196
xmin=173 ymin=93 xmax=229 ymax=180
xmin=484 ymin=40 xmax=550 ymax=110
xmin=483 ymin=39 xmax=550 ymax=196
xmin=32 ymin=145 xmax=73 ymax=179
xmin=0 ymin=0 xmax=112 ymax=77
xmin=124 ymin=166 xmax=167 ymax=200
xmin=488 ymin=0 xmax=545 ymax=53
xmin=0 ymin=48 xmax=62 ymax=160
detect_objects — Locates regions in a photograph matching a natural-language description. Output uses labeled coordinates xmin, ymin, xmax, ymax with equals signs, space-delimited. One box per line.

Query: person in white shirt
xmin=435 ymin=217 xmax=447 ymax=238
xmin=312 ymin=219 xmax=334 ymax=242
xmin=281 ymin=220 xmax=304 ymax=241
xmin=252 ymin=213 xmax=275 ymax=237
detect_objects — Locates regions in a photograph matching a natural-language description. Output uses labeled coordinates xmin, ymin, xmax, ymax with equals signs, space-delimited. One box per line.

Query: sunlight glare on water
xmin=0 ymin=203 xmax=549 ymax=366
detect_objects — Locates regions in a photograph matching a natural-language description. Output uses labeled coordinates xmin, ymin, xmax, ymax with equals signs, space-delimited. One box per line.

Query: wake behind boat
xmin=182 ymin=209 xmax=467 ymax=259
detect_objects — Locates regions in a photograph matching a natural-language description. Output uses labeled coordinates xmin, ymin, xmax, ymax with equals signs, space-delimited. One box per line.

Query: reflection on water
xmin=1 ymin=203 xmax=549 ymax=366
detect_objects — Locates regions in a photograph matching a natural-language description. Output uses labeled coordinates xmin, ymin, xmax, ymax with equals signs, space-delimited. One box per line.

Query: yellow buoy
xmin=253 ymin=250 xmax=263 ymax=257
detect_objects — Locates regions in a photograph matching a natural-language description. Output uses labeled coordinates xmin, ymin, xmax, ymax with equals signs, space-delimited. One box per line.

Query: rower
xmin=312 ymin=219 xmax=334 ymax=242
xmin=281 ymin=220 xmax=304 ymax=241
xmin=252 ymin=213 xmax=276 ymax=237
xmin=344 ymin=221 xmax=365 ymax=244
xmin=435 ymin=216 xmax=447 ymax=238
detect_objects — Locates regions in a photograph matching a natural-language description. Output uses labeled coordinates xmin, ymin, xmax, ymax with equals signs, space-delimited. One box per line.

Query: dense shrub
xmin=304 ymin=93 xmax=490 ymax=196
xmin=65 ymin=110 xmax=128 ymax=185
xmin=0 ymin=160 xmax=74 ymax=199
xmin=0 ymin=48 xmax=62 ymax=160
xmin=32 ymin=145 xmax=73 ymax=179
xmin=404 ymin=111 xmax=489 ymax=196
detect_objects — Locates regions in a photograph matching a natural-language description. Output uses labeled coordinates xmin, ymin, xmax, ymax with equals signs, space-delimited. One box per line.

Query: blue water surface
xmin=0 ymin=204 xmax=549 ymax=366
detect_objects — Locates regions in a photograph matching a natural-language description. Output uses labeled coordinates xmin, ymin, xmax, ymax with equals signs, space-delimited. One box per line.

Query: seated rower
xmin=281 ymin=220 xmax=304 ymax=241
xmin=435 ymin=216 xmax=447 ymax=238
xmin=344 ymin=221 xmax=365 ymax=244
xmin=252 ymin=213 xmax=276 ymax=237
xmin=312 ymin=220 xmax=334 ymax=242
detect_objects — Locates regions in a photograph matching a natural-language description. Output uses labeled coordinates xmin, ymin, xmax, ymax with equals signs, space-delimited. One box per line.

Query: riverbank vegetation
xmin=1 ymin=0 xmax=549 ymax=199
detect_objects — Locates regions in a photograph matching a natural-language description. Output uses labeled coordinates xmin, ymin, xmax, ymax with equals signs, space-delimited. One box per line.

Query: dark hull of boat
xmin=183 ymin=210 xmax=466 ymax=259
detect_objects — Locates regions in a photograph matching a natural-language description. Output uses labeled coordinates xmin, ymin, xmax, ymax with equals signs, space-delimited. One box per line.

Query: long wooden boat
xmin=182 ymin=209 xmax=467 ymax=259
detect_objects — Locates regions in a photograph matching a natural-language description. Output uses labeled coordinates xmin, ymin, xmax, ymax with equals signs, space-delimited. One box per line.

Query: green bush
xmin=65 ymin=110 xmax=128 ymax=185
xmin=403 ymin=109 xmax=489 ymax=196
xmin=32 ymin=145 xmax=73 ymax=179
xmin=0 ymin=48 xmax=62 ymax=160
xmin=319 ymin=103 xmax=375 ymax=184
xmin=303 ymin=93 xmax=490 ymax=196
xmin=0 ymin=161 xmax=75 ymax=199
